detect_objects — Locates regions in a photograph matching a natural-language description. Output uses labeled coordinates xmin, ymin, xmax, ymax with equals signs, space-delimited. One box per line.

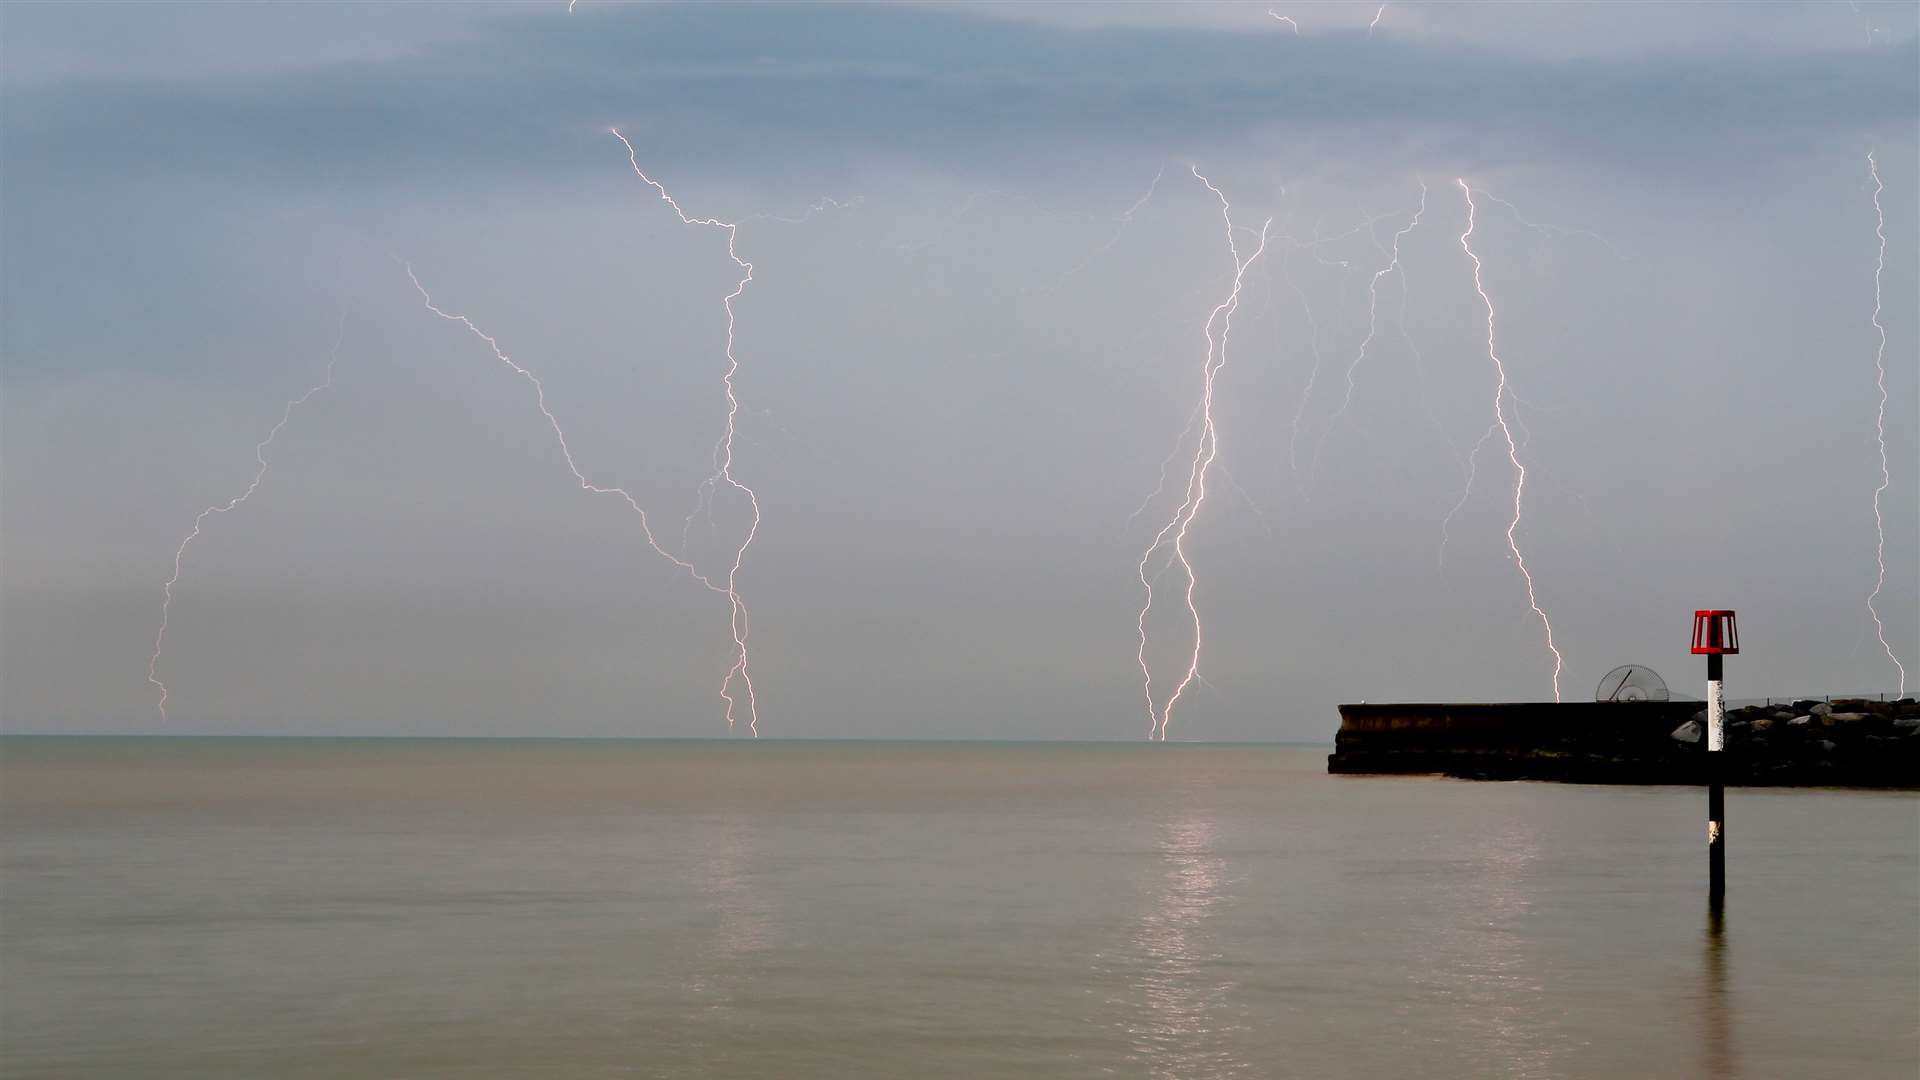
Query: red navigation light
xmin=1691 ymin=610 xmax=1740 ymax=655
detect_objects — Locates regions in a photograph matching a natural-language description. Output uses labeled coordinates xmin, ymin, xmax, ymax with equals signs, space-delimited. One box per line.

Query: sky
xmin=2 ymin=1 xmax=1916 ymax=740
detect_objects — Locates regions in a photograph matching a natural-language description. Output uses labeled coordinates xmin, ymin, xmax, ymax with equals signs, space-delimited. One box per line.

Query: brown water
xmin=1 ymin=738 xmax=1914 ymax=1079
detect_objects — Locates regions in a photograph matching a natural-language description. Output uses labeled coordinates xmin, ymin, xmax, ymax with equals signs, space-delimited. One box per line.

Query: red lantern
xmin=1691 ymin=609 xmax=1739 ymax=655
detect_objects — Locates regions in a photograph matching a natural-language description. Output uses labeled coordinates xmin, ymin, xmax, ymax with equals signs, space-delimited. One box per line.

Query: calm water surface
xmin=2 ymin=738 xmax=1915 ymax=1079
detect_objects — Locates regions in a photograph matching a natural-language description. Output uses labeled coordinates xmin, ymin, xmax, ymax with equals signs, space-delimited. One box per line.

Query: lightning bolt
xmin=1030 ymin=163 xmax=1168 ymax=296
xmin=1848 ymin=0 xmax=1881 ymax=44
xmin=1282 ymin=243 xmax=1330 ymax=484
xmin=1314 ymin=179 xmax=1428 ymax=473
xmin=1136 ymin=168 xmax=1273 ymax=741
xmin=1441 ymin=187 xmax=1621 ymax=571
xmin=744 ymin=195 xmax=862 ymax=227
xmin=148 ymin=313 xmax=348 ymax=722
xmin=1456 ymin=178 xmax=1564 ymax=702
xmin=1126 ymin=399 xmax=1205 ymax=535
xmin=1865 ymin=151 xmax=1908 ymax=695
xmin=680 ymin=195 xmax=859 ymax=559
xmin=1476 ymin=189 xmax=1626 ymax=261
xmin=611 ymin=128 xmax=762 ymax=736
xmin=403 ymin=263 xmax=719 ymax=590
xmin=1389 ymin=197 xmax=1473 ymax=527
xmin=1369 ymin=4 xmax=1387 ymax=36
xmin=1268 ymin=10 xmax=1300 ymax=34
xmin=1279 ymin=208 xmax=1412 ymax=489
xmin=404 ymin=263 xmax=782 ymax=743
xmin=1439 ymin=422 xmax=1500 ymax=570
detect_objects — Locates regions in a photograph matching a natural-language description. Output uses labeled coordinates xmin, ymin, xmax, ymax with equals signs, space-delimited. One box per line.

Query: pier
xmin=1327 ymin=699 xmax=1919 ymax=787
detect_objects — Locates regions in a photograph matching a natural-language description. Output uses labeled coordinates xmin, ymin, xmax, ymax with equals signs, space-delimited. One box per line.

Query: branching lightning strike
xmin=403 ymin=263 xmax=721 ymax=591
xmin=1313 ymin=180 xmax=1428 ymax=475
xmin=406 ymin=262 xmax=785 ymax=736
xmin=1030 ymin=163 xmax=1169 ymax=297
xmin=1136 ymin=168 xmax=1273 ymax=741
xmin=1864 ymin=151 xmax=1908 ymax=695
xmin=1456 ymin=178 xmax=1564 ymax=702
xmin=1282 ymin=245 xmax=1331 ymax=485
xmin=1438 ymin=421 xmax=1500 ymax=570
xmin=1477 ymin=189 xmax=1626 ymax=261
xmin=1278 ymin=208 xmax=1410 ymax=489
xmin=611 ymin=128 xmax=763 ymax=735
xmin=1441 ymin=188 xmax=1619 ymax=573
xmin=148 ymin=314 xmax=348 ymax=722
xmin=1847 ymin=0 xmax=1882 ymax=44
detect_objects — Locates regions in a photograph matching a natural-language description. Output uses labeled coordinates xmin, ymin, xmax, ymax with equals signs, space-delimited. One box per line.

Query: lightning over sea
xmin=146 ymin=315 xmax=349 ymax=723
xmin=143 ymin=119 xmax=844 ymax=736
xmin=1309 ymin=180 xmax=1428 ymax=484
xmin=403 ymin=249 xmax=759 ymax=733
xmin=13 ymin=7 xmax=1920 ymax=1080
xmin=397 ymin=128 xmax=798 ymax=736
xmin=610 ymin=128 xmax=768 ymax=736
xmin=1453 ymin=178 xmax=1565 ymax=703
xmin=1863 ymin=150 xmax=1908 ymax=695
xmin=1134 ymin=168 xmax=1272 ymax=741
xmin=1436 ymin=182 xmax=1621 ymax=585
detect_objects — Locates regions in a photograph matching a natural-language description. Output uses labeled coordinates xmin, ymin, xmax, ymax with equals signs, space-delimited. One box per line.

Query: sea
xmin=1 ymin=738 xmax=1914 ymax=1079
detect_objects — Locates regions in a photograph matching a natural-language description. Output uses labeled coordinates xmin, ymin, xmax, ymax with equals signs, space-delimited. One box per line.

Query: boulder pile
xmin=1673 ymin=698 xmax=1920 ymax=786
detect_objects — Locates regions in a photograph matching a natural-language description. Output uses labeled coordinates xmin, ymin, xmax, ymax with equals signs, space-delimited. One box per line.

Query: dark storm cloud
xmin=5 ymin=3 xmax=1914 ymax=191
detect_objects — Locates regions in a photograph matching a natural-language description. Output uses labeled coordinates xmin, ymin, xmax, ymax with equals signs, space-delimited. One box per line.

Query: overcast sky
xmin=3 ymin=1 xmax=1916 ymax=739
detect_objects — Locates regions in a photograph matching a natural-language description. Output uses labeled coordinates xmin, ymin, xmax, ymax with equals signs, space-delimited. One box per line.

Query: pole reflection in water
xmin=1701 ymin=908 xmax=1737 ymax=1080
xmin=1123 ymin=810 xmax=1251 ymax=1079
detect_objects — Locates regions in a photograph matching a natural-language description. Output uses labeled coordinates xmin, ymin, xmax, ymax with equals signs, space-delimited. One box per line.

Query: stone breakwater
xmin=1327 ymin=699 xmax=1920 ymax=787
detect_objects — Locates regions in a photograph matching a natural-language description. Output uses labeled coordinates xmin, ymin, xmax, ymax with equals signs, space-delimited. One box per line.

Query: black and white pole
xmin=1691 ymin=610 xmax=1739 ymax=911
xmin=1706 ymin=651 xmax=1725 ymax=906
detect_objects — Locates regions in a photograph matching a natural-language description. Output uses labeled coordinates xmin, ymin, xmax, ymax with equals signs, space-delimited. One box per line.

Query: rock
xmin=1826 ymin=712 xmax=1869 ymax=724
xmin=1752 ymin=717 xmax=1774 ymax=731
xmin=1771 ymin=711 xmax=1795 ymax=721
xmin=1693 ymin=709 xmax=1708 ymax=725
xmin=1811 ymin=702 xmax=1832 ymax=717
xmin=1671 ymin=721 xmax=1703 ymax=744
xmin=1788 ymin=715 xmax=1812 ymax=726
xmin=1794 ymin=699 xmax=1821 ymax=712
xmin=1893 ymin=717 xmax=1920 ymax=730
xmin=1816 ymin=739 xmax=1837 ymax=753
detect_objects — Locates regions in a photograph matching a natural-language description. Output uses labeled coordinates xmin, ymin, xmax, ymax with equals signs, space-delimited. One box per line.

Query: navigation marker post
xmin=1691 ymin=609 xmax=1739 ymax=911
